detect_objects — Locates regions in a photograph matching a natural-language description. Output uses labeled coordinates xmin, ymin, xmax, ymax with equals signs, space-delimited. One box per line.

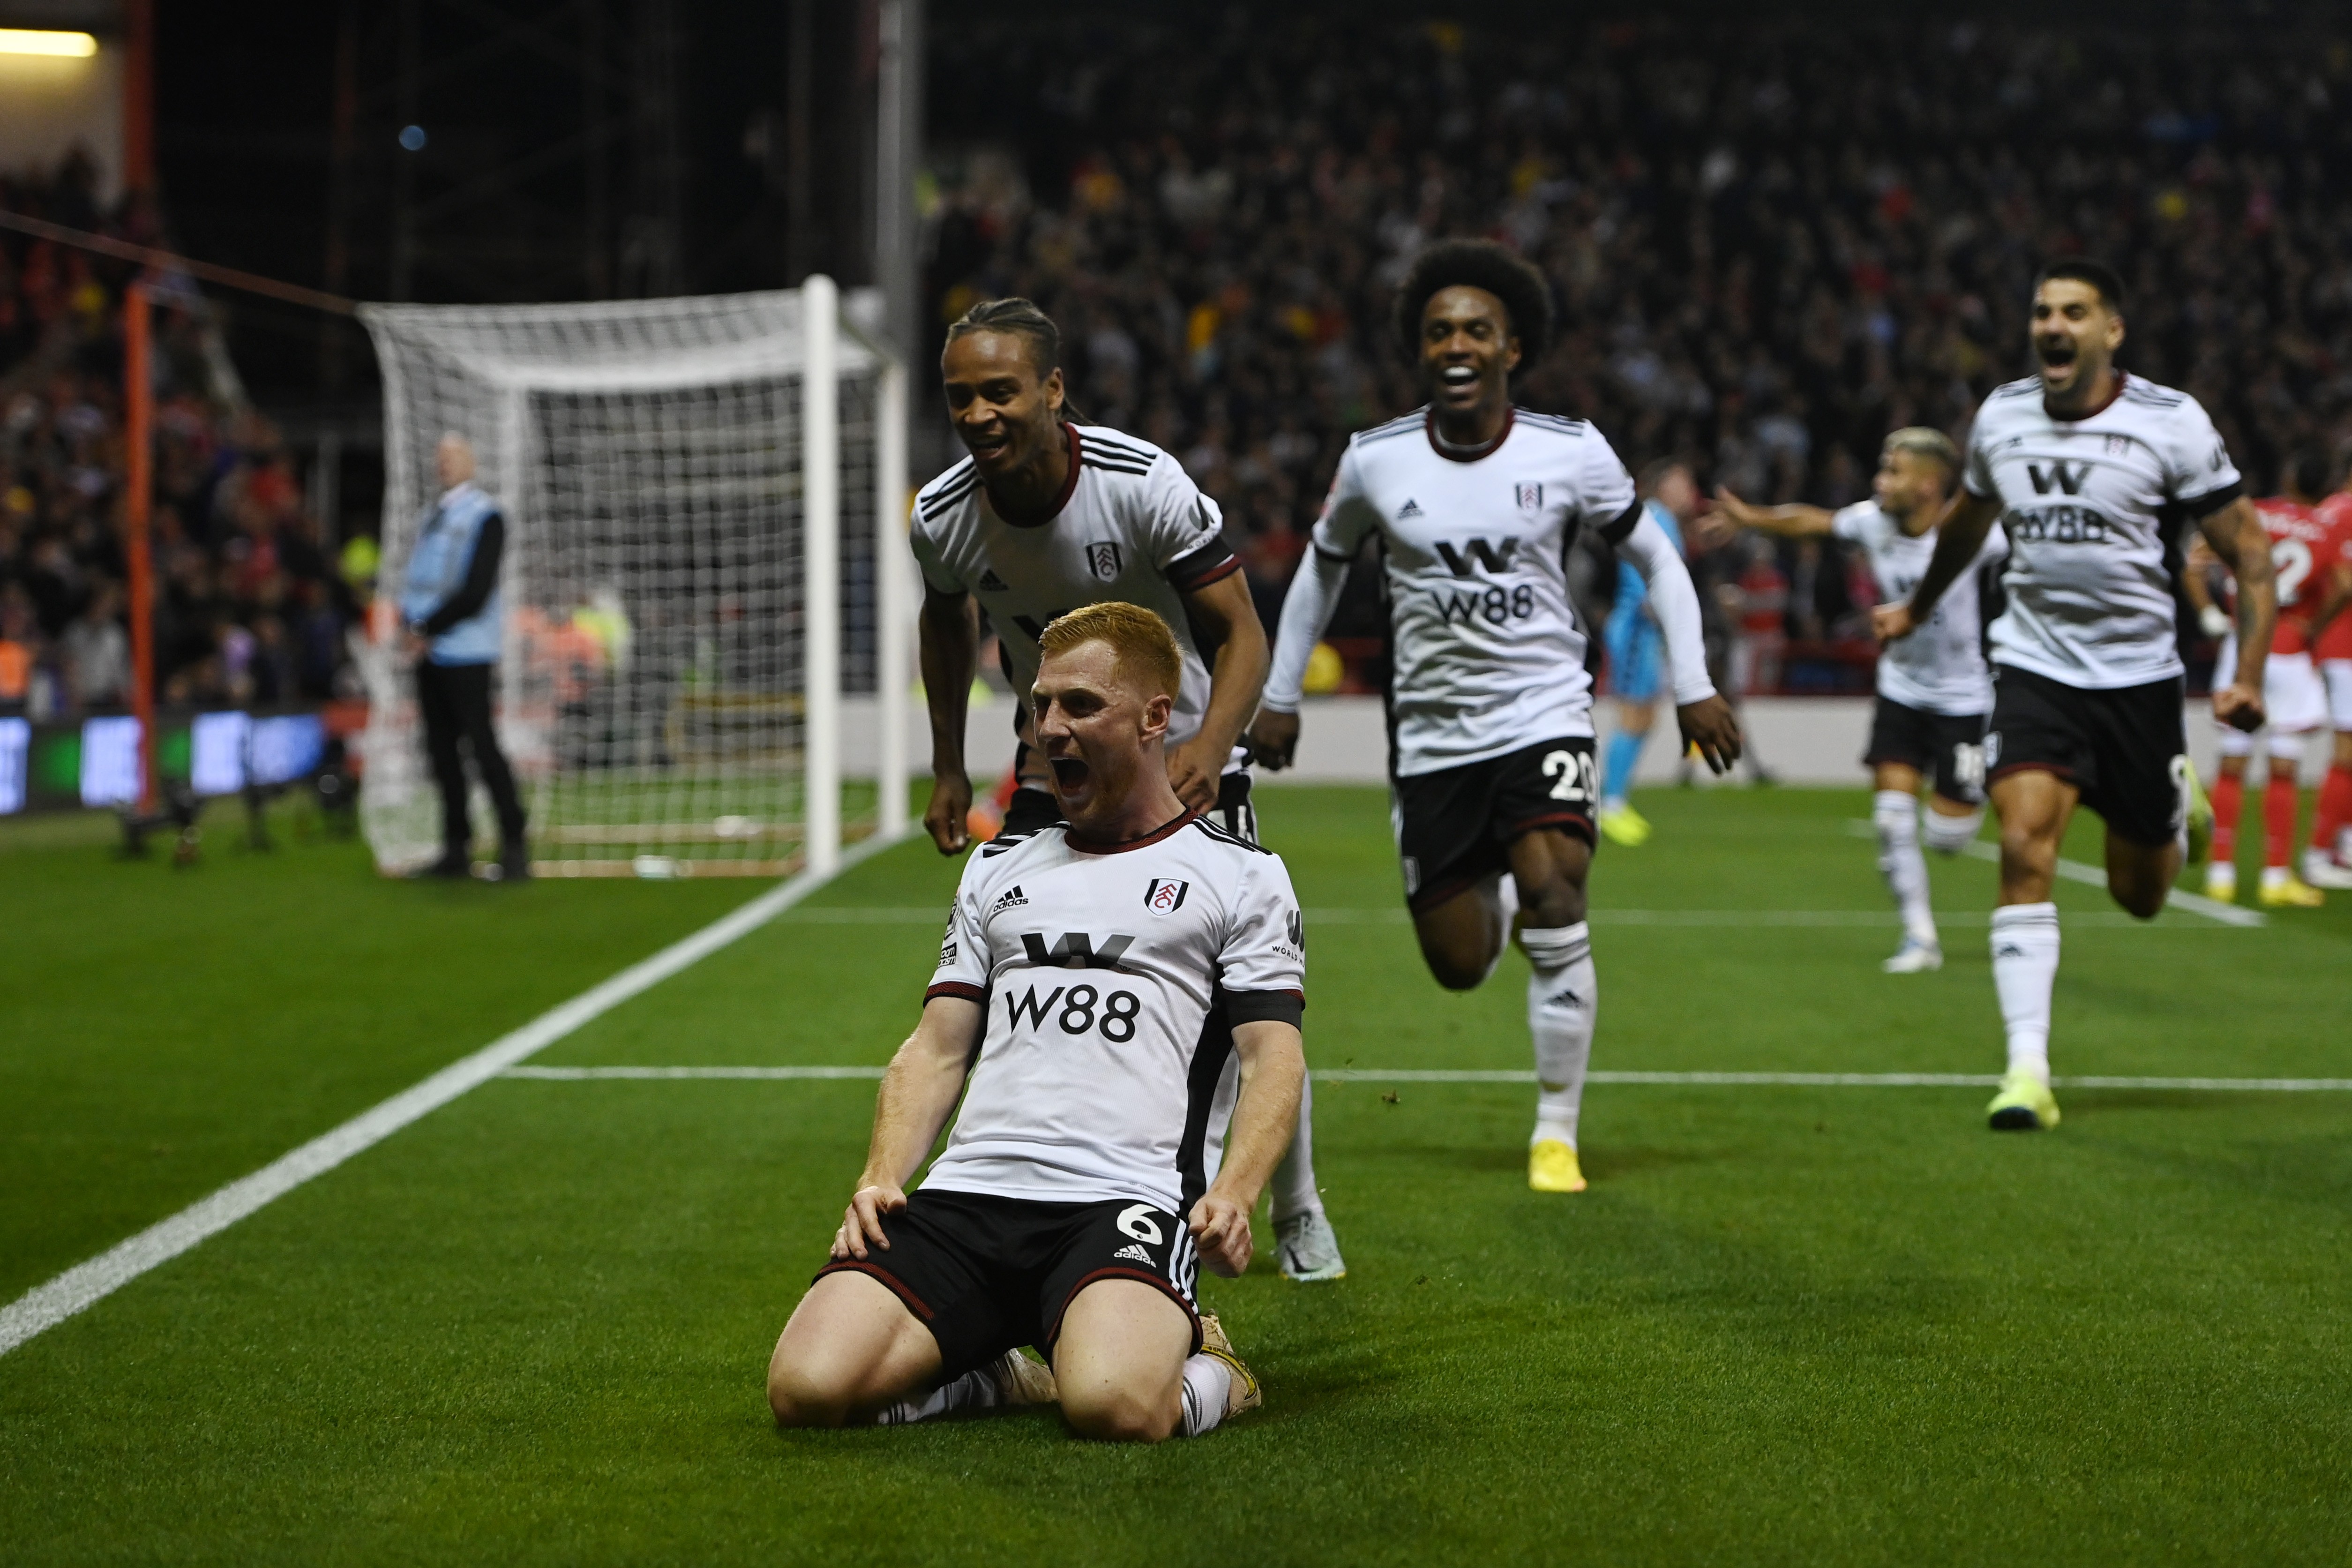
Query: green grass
xmin=2 ymin=787 xmax=2348 ymax=1565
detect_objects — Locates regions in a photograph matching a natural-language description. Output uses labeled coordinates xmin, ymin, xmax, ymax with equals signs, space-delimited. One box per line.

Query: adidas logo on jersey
xmin=1397 ymin=498 xmax=1424 ymax=517
xmin=1112 ymin=1243 xmax=1154 ymax=1265
xmin=991 ymin=885 xmax=1029 ymax=913
xmin=977 ymin=567 xmax=1008 ymax=592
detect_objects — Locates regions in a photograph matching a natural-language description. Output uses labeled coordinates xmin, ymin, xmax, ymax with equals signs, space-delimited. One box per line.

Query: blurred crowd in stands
xmin=927 ymin=13 xmax=2352 ymax=690
xmin=0 ymin=151 xmax=367 ymax=720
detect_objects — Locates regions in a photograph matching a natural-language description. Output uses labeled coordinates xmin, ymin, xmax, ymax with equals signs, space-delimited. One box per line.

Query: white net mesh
xmin=357 ymin=288 xmax=891 ymax=877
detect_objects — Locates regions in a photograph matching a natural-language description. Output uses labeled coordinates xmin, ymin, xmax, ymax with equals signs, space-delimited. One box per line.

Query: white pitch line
xmin=0 ymin=830 xmax=913 ymax=1359
xmin=499 ymin=1065 xmax=2352 ymax=1092
xmin=777 ymin=906 xmax=2199 ymax=930
xmin=1840 ymin=818 xmax=2265 ymax=928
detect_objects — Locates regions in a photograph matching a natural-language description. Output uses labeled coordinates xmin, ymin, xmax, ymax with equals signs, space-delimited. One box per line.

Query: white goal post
xmin=355 ymin=278 xmax=911 ymax=878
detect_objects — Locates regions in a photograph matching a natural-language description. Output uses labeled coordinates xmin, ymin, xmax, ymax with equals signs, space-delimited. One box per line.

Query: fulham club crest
xmin=1144 ymin=878 xmax=1189 ymax=916
xmin=1515 ymin=482 xmax=1543 ymax=511
xmin=1086 ymin=540 xmax=1123 ymax=581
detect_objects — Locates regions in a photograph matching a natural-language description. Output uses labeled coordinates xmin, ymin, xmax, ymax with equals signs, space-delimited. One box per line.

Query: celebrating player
xmin=768 ymin=604 xmax=1307 ymax=1442
xmin=1593 ymin=460 xmax=1700 ymax=849
xmin=1714 ymin=428 xmax=2008 ymax=972
xmin=909 ymin=298 xmax=1344 ymax=1284
xmin=2181 ymin=450 xmax=2350 ymax=904
xmin=1248 ymin=240 xmax=1741 ymax=1195
xmin=1874 ymin=260 xmax=2277 ymax=1132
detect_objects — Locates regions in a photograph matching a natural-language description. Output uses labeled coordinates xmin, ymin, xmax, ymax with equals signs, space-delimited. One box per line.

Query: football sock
xmin=1989 ymin=903 xmax=2059 ymax=1085
xmin=1599 ymin=729 xmax=1644 ymax=810
xmin=2314 ymin=765 xmax=2352 ymax=859
xmin=1873 ymin=789 xmax=1936 ymax=944
xmin=1266 ymin=1075 xmax=1323 ymax=1223
xmin=1920 ymin=803 xmax=1985 ymax=855
xmin=2263 ymin=772 xmax=2299 ymax=869
xmin=1520 ymin=922 xmax=1595 ymax=1146
xmin=1177 ymin=1353 xmax=1233 ymax=1438
xmin=2211 ymin=772 xmax=2244 ymax=864
xmin=876 ymin=1366 xmax=1008 ymax=1425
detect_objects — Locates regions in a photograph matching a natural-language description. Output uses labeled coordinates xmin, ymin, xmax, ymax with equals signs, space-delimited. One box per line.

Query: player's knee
xmin=1423 ymin=949 xmax=1489 ymax=991
xmin=766 ymin=1358 xmax=853 ymax=1428
xmin=1061 ymin=1383 xmax=1176 ymax=1443
xmin=1922 ymin=806 xmax=1985 ymax=855
xmin=2112 ymin=877 xmax=2168 ymax=921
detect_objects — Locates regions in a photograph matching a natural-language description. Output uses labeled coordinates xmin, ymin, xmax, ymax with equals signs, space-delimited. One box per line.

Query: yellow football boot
xmin=1528 ymin=1138 xmax=1587 ymax=1192
xmin=2258 ymin=873 xmax=2325 ymax=908
xmin=1986 ymin=1071 xmax=2060 ymax=1132
xmin=1597 ymin=802 xmax=1652 ymax=847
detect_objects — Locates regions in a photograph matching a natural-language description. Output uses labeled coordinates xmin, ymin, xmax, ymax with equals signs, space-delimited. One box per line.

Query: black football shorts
xmin=813 ymin=1187 xmax=1202 ymax=1380
xmin=1391 ymin=735 xmax=1597 ymax=914
xmin=1985 ymin=664 xmax=2188 ymax=848
xmin=1864 ymin=696 xmax=1989 ymax=805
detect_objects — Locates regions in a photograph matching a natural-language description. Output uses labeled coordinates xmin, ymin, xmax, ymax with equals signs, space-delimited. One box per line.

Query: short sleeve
xmin=1962 ymin=420 xmax=2000 ymax=501
xmin=908 ymin=507 xmax=968 ymax=596
xmin=924 ymin=873 xmax=991 ymax=1004
xmin=1218 ymin=851 xmax=1305 ymax=1027
xmin=1831 ymin=502 xmax=1873 ymax=544
xmin=2161 ymin=396 xmax=2244 ymax=516
xmin=1307 ymin=443 xmax=1381 ymax=562
xmin=1137 ymin=453 xmax=1239 ymax=592
xmin=1573 ymin=432 xmax=1643 ymax=541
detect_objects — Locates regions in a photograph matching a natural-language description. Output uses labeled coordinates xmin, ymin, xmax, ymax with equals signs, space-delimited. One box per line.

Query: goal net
xmin=355 ymin=279 xmax=909 ymax=878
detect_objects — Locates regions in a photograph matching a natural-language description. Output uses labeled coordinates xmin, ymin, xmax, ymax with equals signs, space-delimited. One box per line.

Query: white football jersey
xmin=1963 ymin=373 xmax=2243 ymax=689
xmin=1311 ymin=408 xmax=1641 ymax=775
xmin=921 ymin=812 xmax=1306 ymax=1215
xmin=910 ymin=423 xmax=1238 ymax=746
xmin=1834 ymin=500 xmax=2008 ymax=715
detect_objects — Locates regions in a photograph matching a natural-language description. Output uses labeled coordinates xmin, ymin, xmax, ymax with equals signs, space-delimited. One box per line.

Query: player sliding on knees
xmin=1713 ymin=428 xmax=2008 ymax=972
xmin=1874 ymin=260 xmax=2277 ymax=1133
xmin=910 ymin=297 xmax=1345 ymax=1284
xmin=768 ymin=605 xmax=1308 ymax=1441
xmin=1248 ymin=240 xmax=1740 ymax=1195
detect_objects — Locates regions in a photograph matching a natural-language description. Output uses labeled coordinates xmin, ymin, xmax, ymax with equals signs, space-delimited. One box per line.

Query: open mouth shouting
xmin=1048 ymin=753 xmax=1092 ymax=799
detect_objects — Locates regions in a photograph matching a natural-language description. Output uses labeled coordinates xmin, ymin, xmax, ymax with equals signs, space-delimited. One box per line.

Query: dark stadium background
xmin=5 ymin=0 xmax=2344 ymax=718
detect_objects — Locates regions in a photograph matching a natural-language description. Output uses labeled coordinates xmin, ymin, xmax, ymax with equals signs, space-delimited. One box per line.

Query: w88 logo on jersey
xmin=1004 ymin=982 xmax=1143 ymax=1042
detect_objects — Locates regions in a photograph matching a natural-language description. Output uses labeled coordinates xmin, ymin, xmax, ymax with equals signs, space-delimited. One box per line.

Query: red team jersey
xmin=2313 ymin=493 xmax=2352 ymax=662
xmin=2240 ymin=497 xmax=2345 ymax=657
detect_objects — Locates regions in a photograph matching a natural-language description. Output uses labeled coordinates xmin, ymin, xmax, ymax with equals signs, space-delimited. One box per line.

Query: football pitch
xmin=3 ymin=786 xmax=2348 ymax=1565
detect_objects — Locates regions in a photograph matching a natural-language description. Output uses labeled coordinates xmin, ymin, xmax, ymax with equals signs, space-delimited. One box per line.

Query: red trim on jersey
xmin=1171 ymin=553 xmax=1242 ymax=591
xmin=2045 ymin=368 xmax=2128 ymax=423
xmin=1065 ymin=809 xmax=1198 ymax=855
xmin=1424 ymin=405 xmax=1515 ymax=463
xmin=924 ymin=982 xmax=988 ymax=1005
xmin=989 ymin=422 xmax=1085 ymax=529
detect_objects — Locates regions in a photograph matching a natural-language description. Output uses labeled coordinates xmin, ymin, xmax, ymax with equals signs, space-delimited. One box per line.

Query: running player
xmin=768 ymin=605 xmax=1305 ymax=1442
xmin=2180 ymin=450 xmax=2346 ymax=904
xmin=1594 ymin=460 xmax=1699 ymax=848
xmin=2300 ymin=472 xmax=2352 ymax=884
xmin=909 ymin=298 xmax=1343 ymax=1283
xmin=1247 ymin=240 xmax=1741 ymax=1195
xmin=1714 ymin=428 xmax=2007 ymax=972
xmin=1874 ymin=260 xmax=2277 ymax=1132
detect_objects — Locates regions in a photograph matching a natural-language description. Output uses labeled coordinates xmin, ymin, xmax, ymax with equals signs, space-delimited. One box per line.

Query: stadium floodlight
xmin=356 ymin=280 xmax=912 ymax=878
xmin=0 ymin=28 xmax=98 ymax=56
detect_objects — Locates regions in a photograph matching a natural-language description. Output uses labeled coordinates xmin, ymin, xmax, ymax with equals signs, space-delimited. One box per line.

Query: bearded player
xmin=909 ymin=298 xmax=1343 ymax=1283
xmin=2180 ymin=450 xmax=2350 ymax=904
xmin=1249 ymin=240 xmax=1741 ymax=1194
xmin=1715 ymin=428 xmax=2008 ymax=972
xmin=768 ymin=605 xmax=1304 ymax=1441
xmin=1875 ymin=260 xmax=2277 ymax=1132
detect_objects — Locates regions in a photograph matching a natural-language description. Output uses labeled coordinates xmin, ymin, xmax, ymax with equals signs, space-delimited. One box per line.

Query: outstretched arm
xmin=1246 ymin=546 xmax=1352 ymax=769
xmin=1188 ymin=1018 xmax=1306 ymax=1277
xmin=1170 ymin=570 xmax=1269 ymax=813
xmin=1712 ymin=488 xmax=1835 ymax=539
xmin=832 ymin=996 xmax=982 ymax=1260
xmin=919 ymin=588 xmax=981 ymax=854
xmin=1872 ymin=489 xmax=2003 ymax=643
xmin=2200 ymin=496 xmax=2276 ymax=734
xmin=1616 ymin=509 xmax=1742 ymax=774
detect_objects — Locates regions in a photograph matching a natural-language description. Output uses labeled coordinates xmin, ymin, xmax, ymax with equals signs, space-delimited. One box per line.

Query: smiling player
xmin=1249 ymin=240 xmax=1740 ymax=1194
xmin=908 ymin=298 xmax=1344 ymax=1284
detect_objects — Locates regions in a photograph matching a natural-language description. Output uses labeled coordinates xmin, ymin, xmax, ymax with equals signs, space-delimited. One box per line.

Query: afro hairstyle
xmin=1391 ymin=240 xmax=1555 ymax=371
